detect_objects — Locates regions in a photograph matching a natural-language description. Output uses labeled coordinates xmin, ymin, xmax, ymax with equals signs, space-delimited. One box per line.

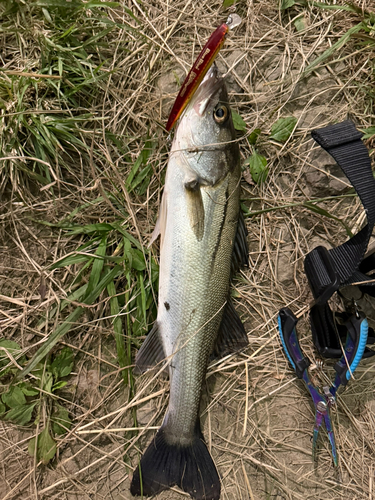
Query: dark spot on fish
xmin=192 ymin=309 xmax=196 ymax=314
xmin=164 ymin=301 xmax=170 ymax=311
xmin=184 ymin=179 xmax=200 ymax=191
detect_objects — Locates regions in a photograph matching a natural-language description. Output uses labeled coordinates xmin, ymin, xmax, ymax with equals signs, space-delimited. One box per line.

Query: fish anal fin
xmin=213 ymin=299 xmax=248 ymax=358
xmin=185 ymin=179 xmax=205 ymax=241
xmin=130 ymin=419 xmax=221 ymax=500
xmin=149 ymin=191 xmax=167 ymax=248
xmin=231 ymin=210 xmax=248 ymax=276
xmin=134 ymin=322 xmax=166 ymax=374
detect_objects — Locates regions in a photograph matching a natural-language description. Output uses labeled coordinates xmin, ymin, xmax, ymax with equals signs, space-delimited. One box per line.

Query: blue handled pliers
xmin=278 ymin=307 xmax=368 ymax=466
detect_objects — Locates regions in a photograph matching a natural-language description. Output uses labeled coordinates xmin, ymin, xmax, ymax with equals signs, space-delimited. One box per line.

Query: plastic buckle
xmin=304 ymin=246 xmax=340 ymax=304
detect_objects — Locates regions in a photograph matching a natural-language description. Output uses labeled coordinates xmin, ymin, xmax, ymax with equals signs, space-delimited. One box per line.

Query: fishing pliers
xmin=277 ymin=307 xmax=368 ymax=466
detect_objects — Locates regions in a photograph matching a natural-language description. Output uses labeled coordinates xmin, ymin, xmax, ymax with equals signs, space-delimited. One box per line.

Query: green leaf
xmin=28 ymin=425 xmax=57 ymax=464
xmin=5 ymin=402 xmax=37 ymax=425
xmin=294 ymin=16 xmax=305 ymax=32
xmin=51 ymin=347 xmax=74 ymax=379
xmin=248 ymin=152 xmax=269 ymax=184
xmin=280 ymin=0 xmax=295 ymax=9
xmin=42 ymin=371 xmax=54 ymax=393
xmin=231 ymin=111 xmax=247 ymax=132
xmin=222 ymin=0 xmax=236 ymax=7
xmin=0 ymin=402 xmax=6 ymax=416
xmin=2 ymin=386 xmax=26 ymax=408
xmin=362 ymin=127 xmax=375 ymax=139
xmin=129 ymin=249 xmax=146 ymax=271
xmin=52 ymin=405 xmax=71 ymax=435
xmin=52 ymin=380 xmax=68 ymax=391
xmin=0 ymin=340 xmax=20 ymax=351
xmin=248 ymin=128 xmax=261 ymax=145
xmin=0 ymin=340 xmax=21 ymax=368
xmin=28 ymin=436 xmax=36 ymax=458
xmin=270 ymin=116 xmax=297 ymax=142
xmin=19 ymin=383 xmax=39 ymax=396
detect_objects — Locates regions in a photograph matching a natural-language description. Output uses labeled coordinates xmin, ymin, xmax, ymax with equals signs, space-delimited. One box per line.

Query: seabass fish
xmin=131 ymin=66 xmax=248 ymax=500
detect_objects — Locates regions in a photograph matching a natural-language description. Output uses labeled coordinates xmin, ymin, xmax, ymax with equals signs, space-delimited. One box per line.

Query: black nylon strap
xmin=304 ymin=121 xmax=375 ymax=357
xmin=306 ymin=121 xmax=375 ymax=295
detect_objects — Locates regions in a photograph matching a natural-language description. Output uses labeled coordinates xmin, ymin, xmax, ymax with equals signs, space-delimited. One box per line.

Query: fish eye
xmin=213 ymin=105 xmax=228 ymax=123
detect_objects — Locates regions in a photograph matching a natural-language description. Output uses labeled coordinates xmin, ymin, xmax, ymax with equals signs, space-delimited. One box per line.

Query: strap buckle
xmin=304 ymin=246 xmax=340 ymax=304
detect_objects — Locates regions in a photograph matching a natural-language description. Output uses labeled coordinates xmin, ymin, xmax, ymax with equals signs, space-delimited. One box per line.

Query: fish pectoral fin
xmin=185 ymin=179 xmax=205 ymax=241
xmin=134 ymin=322 xmax=167 ymax=374
xmin=231 ymin=210 xmax=249 ymax=276
xmin=149 ymin=191 xmax=167 ymax=247
xmin=212 ymin=298 xmax=248 ymax=358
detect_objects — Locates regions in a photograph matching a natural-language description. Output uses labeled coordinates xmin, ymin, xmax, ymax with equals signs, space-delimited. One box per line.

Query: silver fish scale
xmin=131 ymin=68 xmax=242 ymax=500
xmin=158 ymin=149 xmax=240 ymax=445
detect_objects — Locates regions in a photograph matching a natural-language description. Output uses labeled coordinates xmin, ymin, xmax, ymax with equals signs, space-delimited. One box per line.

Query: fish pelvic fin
xmin=134 ymin=322 xmax=167 ymax=374
xmin=130 ymin=422 xmax=221 ymax=500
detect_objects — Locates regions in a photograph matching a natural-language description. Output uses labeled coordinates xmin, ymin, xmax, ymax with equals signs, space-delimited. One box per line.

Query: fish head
xmin=172 ymin=66 xmax=240 ymax=186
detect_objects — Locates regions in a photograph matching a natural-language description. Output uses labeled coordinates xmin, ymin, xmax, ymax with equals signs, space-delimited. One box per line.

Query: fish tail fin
xmin=130 ymin=422 xmax=220 ymax=500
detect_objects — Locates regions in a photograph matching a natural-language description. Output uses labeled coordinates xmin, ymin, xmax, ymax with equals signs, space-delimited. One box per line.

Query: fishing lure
xmin=166 ymin=14 xmax=241 ymax=132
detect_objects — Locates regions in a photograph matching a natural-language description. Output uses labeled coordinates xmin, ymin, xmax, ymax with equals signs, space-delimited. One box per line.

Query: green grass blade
xmin=106 ymin=279 xmax=127 ymax=383
xmin=112 ymin=222 xmax=143 ymax=250
xmin=84 ymin=235 xmax=107 ymax=298
xmin=138 ymin=271 xmax=147 ymax=325
xmin=17 ymin=265 xmax=122 ymax=379
xmin=295 ymin=0 xmax=360 ymax=12
xmin=126 ymin=150 xmax=146 ymax=191
xmin=303 ymin=23 xmax=364 ymax=76
xmin=37 ymin=283 xmax=89 ymax=329
xmin=303 ymin=202 xmax=353 ymax=237
xmin=50 ymin=254 xmax=92 ymax=270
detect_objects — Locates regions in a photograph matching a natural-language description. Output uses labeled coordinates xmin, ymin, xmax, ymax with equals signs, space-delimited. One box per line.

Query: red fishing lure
xmin=166 ymin=23 xmax=229 ymax=132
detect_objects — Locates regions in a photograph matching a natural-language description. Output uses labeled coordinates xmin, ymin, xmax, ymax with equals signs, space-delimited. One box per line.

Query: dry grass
xmin=1 ymin=0 xmax=375 ymax=499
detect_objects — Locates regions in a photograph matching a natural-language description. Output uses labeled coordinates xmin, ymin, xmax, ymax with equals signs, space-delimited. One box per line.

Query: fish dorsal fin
xmin=231 ymin=210 xmax=248 ymax=276
xmin=185 ymin=178 xmax=205 ymax=241
xmin=149 ymin=191 xmax=168 ymax=247
xmin=134 ymin=322 xmax=166 ymax=374
xmin=212 ymin=298 xmax=248 ymax=358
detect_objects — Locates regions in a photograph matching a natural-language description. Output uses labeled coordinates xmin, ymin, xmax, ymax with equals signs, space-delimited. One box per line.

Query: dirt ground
xmin=1 ymin=1 xmax=375 ymax=499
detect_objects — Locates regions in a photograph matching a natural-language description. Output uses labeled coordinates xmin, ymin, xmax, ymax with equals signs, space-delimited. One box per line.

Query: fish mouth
xmin=187 ymin=65 xmax=224 ymax=117
xmin=172 ymin=65 xmax=226 ymax=150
